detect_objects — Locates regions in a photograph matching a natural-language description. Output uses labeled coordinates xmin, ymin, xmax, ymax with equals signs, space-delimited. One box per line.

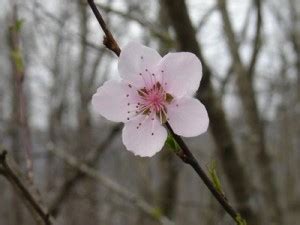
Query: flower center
xmin=126 ymin=81 xmax=173 ymax=125
xmin=138 ymin=82 xmax=172 ymax=117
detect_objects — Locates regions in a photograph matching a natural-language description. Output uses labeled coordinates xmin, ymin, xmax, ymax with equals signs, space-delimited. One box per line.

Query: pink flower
xmin=92 ymin=42 xmax=209 ymax=157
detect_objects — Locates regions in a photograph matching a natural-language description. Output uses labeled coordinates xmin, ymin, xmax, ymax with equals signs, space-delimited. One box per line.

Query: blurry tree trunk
xmin=7 ymin=4 xmax=32 ymax=225
xmin=161 ymin=0 xmax=262 ymax=224
xmin=217 ymin=0 xmax=282 ymax=223
xmin=8 ymin=4 xmax=33 ymax=181
xmin=71 ymin=1 xmax=100 ymax=224
xmin=288 ymin=0 xmax=300 ymax=174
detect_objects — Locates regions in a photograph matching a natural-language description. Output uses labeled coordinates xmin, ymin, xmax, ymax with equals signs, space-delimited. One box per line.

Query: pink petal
xmin=92 ymin=80 xmax=138 ymax=122
xmin=167 ymin=97 xmax=209 ymax=137
xmin=158 ymin=52 xmax=202 ymax=97
xmin=122 ymin=116 xmax=167 ymax=157
xmin=118 ymin=42 xmax=162 ymax=88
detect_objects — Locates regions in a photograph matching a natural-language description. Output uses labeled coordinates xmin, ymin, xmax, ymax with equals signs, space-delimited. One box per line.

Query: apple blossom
xmin=92 ymin=42 xmax=209 ymax=157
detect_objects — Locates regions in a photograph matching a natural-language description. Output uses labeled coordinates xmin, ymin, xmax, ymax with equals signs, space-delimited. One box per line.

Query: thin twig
xmin=165 ymin=123 xmax=240 ymax=221
xmin=0 ymin=150 xmax=52 ymax=225
xmin=87 ymin=0 xmax=120 ymax=56
xmin=87 ymin=1 xmax=244 ymax=224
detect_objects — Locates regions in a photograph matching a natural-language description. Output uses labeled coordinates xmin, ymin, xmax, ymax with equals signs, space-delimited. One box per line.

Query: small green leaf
xmin=150 ymin=207 xmax=162 ymax=220
xmin=208 ymin=160 xmax=224 ymax=196
xmin=236 ymin=214 xmax=247 ymax=225
xmin=165 ymin=135 xmax=180 ymax=153
xmin=15 ymin=19 xmax=24 ymax=31
xmin=11 ymin=50 xmax=24 ymax=73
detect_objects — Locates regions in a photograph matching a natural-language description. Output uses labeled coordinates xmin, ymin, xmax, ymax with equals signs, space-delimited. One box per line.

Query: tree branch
xmin=87 ymin=0 xmax=120 ymax=56
xmin=165 ymin=123 xmax=239 ymax=221
xmin=248 ymin=0 xmax=262 ymax=78
xmin=0 ymin=150 xmax=52 ymax=225
xmin=87 ymin=1 xmax=244 ymax=224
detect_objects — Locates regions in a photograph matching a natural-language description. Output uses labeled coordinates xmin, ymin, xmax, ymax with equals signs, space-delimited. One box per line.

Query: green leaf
xmin=165 ymin=135 xmax=180 ymax=153
xmin=208 ymin=160 xmax=224 ymax=196
xmin=236 ymin=214 xmax=247 ymax=225
xmin=150 ymin=207 xmax=162 ymax=220
xmin=15 ymin=19 xmax=24 ymax=31
xmin=11 ymin=50 xmax=24 ymax=73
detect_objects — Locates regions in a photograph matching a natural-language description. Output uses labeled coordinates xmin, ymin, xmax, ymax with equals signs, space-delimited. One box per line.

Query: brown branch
xmin=165 ymin=123 xmax=239 ymax=221
xmin=87 ymin=1 xmax=245 ymax=224
xmin=196 ymin=5 xmax=217 ymax=32
xmin=248 ymin=0 xmax=262 ymax=78
xmin=94 ymin=2 xmax=173 ymax=45
xmin=0 ymin=150 xmax=52 ymax=225
xmin=8 ymin=3 xmax=34 ymax=182
xmin=87 ymin=0 xmax=120 ymax=56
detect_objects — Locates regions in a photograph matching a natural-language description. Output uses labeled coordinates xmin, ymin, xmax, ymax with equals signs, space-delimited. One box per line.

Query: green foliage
xmin=165 ymin=135 xmax=180 ymax=153
xmin=208 ymin=160 xmax=224 ymax=196
xmin=236 ymin=214 xmax=247 ymax=225
xmin=11 ymin=50 xmax=24 ymax=73
xmin=150 ymin=207 xmax=162 ymax=220
xmin=15 ymin=19 xmax=24 ymax=32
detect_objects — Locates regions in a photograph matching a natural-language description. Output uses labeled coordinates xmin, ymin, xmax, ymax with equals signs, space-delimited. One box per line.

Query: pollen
xmin=133 ymin=81 xmax=173 ymax=124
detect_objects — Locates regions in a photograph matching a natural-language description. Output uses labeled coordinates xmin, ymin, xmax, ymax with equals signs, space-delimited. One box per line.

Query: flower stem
xmin=86 ymin=1 xmax=245 ymax=224
xmin=165 ymin=122 xmax=244 ymax=224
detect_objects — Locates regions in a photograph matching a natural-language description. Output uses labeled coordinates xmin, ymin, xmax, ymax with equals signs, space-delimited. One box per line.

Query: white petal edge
xmin=158 ymin=52 xmax=202 ymax=97
xmin=167 ymin=97 xmax=209 ymax=137
xmin=118 ymin=42 xmax=162 ymax=88
xmin=122 ymin=116 xmax=167 ymax=157
xmin=92 ymin=80 xmax=138 ymax=123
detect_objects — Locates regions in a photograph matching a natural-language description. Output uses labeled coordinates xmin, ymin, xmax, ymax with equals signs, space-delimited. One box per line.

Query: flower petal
xmin=167 ymin=97 xmax=209 ymax=137
xmin=92 ymin=80 xmax=138 ymax=122
xmin=158 ymin=52 xmax=202 ymax=97
xmin=122 ymin=116 xmax=167 ymax=157
xmin=118 ymin=42 xmax=162 ymax=88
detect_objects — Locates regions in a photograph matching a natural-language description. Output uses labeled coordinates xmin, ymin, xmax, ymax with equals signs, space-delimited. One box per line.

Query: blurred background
xmin=0 ymin=0 xmax=299 ymax=225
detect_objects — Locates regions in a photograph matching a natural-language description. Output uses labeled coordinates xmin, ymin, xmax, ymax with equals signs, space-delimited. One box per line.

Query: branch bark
xmin=8 ymin=3 xmax=34 ymax=182
xmin=86 ymin=0 xmax=250 ymax=224
xmin=0 ymin=150 xmax=52 ymax=225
